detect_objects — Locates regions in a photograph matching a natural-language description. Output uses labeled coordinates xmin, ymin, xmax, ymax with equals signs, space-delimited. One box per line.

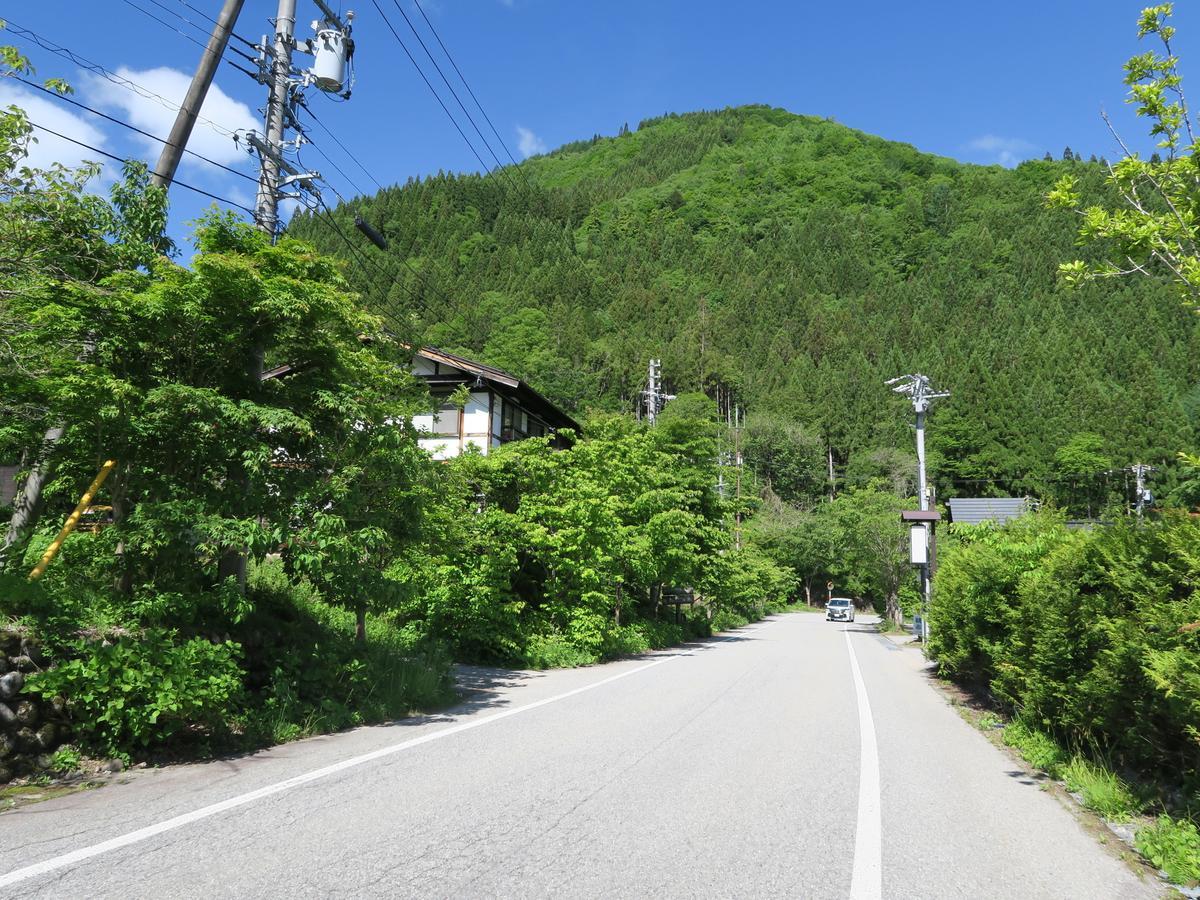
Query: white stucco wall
xmin=462 ymin=391 xmax=491 ymax=436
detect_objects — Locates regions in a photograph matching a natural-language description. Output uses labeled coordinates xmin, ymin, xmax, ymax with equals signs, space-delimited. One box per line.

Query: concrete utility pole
xmin=151 ymin=0 xmax=246 ymax=188
xmin=642 ymin=359 xmax=675 ymax=426
xmin=887 ymin=373 xmax=949 ymax=642
xmin=645 ymin=359 xmax=659 ymax=426
xmin=1127 ymin=463 xmax=1158 ymax=519
xmin=235 ymin=0 xmax=354 ymax=238
xmin=255 ymin=0 xmax=297 ymax=237
xmin=734 ymin=405 xmax=743 ymax=550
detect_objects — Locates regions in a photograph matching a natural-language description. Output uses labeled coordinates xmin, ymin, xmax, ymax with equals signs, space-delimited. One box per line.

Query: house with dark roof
xmin=946 ymin=497 xmax=1030 ymax=526
xmin=410 ymin=347 xmax=579 ymax=460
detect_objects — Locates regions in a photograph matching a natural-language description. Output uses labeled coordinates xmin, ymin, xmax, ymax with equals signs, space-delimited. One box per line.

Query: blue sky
xmin=3 ymin=1 xmax=1193 ymax=249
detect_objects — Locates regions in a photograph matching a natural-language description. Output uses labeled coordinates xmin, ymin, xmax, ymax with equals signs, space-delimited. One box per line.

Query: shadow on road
xmin=840 ymin=622 xmax=882 ymax=634
xmin=1005 ymin=768 xmax=1051 ymax=787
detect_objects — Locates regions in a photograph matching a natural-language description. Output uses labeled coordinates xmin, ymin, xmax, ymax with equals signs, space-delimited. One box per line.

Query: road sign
xmin=661 ymin=587 xmax=694 ymax=605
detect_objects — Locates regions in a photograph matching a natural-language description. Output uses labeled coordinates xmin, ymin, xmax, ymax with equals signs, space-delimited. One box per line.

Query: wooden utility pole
xmin=151 ymin=0 xmax=246 ymax=188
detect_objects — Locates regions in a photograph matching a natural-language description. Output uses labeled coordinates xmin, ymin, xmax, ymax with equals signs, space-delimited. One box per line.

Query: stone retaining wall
xmin=0 ymin=628 xmax=67 ymax=783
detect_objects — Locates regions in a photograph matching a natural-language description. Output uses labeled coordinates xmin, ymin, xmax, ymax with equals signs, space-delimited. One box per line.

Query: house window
xmin=501 ymin=400 xmax=514 ymax=440
xmin=499 ymin=400 xmax=530 ymax=440
xmin=432 ymin=402 xmax=460 ymax=436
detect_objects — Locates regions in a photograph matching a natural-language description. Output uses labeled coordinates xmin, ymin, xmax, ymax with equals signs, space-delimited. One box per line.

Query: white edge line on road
xmin=845 ymin=628 xmax=882 ymax=900
xmin=1 ymin=623 xmax=766 ymax=889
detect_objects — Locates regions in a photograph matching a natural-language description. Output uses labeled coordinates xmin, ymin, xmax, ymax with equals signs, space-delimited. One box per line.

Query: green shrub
xmin=602 ymin=625 xmax=651 ymax=658
xmin=522 ymin=631 xmax=597 ymax=668
xmin=29 ymin=631 xmax=243 ymax=757
xmin=930 ymin=514 xmax=1074 ymax=685
xmin=1002 ymin=720 xmax=1068 ymax=777
xmin=934 ymin=513 xmax=1200 ymax=785
xmin=1136 ymin=816 xmax=1200 ymax=885
xmin=240 ymin=559 xmax=455 ymax=732
xmin=48 ymin=745 xmax=82 ymax=774
xmin=1061 ymin=757 xmax=1144 ymax=822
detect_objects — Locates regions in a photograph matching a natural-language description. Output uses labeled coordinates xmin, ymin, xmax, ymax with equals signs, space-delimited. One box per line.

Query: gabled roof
xmin=947 ymin=497 xmax=1029 ymax=526
xmin=415 ymin=346 xmax=581 ymax=434
xmin=417 ymin=347 xmax=520 ymax=388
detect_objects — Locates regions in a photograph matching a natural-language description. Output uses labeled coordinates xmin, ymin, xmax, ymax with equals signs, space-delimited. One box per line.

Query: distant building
xmin=410 ymin=347 xmax=579 ymax=460
xmin=946 ymin=497 xmax=1030 ymax=526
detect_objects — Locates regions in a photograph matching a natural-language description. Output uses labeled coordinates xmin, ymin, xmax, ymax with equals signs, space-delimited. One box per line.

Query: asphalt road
xmin=0 ymin=612 xmax=1163 ymax=899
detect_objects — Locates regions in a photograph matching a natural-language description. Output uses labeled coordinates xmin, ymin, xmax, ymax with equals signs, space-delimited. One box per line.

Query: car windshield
xmin=830 ymin=599 xmax=849 ymax=607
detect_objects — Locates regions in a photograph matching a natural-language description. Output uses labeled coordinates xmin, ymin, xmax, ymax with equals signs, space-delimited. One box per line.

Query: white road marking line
xmin=845 ymin=628 xmax=882 ymax=900
xmin=1 ymin=623 xmax=767 ymax=889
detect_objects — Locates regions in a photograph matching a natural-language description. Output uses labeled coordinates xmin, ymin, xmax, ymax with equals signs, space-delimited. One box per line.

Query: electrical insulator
xmin=311 ymin=27 xmax=349 ymax=93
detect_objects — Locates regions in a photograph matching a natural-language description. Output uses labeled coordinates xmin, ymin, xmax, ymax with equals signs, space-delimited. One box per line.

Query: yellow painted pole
xmin=28 ymin=459 xmax=117 ymax=581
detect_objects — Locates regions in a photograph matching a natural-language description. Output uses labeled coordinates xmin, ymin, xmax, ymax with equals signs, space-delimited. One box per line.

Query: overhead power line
xmin=23 ymin=119 xmax=256 ymax=215
xmin=300 ymin=136 xmax=367 ymax=199
xmin=388 ymin=0 xmax=517 ymax=189
xmin=118 ymin=0 xmax=244 ymax=71
xmin=172 ymin=0 xmax=259 ymax=49
xmin=2 ymin=20 xmax=240 ymax=139
xmin=411 ymin=0 xmax=530 ymax=180
xmin=311 ymin=193 xmax=456 ymax=325
xmin=297 ymin=102 xmax=384 ymax=191
xmin=310 ymin=199 xmax=430 ymax=334
xmin=12 ymin=74 xmax=257 ymax=186
xmin=369 ymin=0 xmax=513 ymax=188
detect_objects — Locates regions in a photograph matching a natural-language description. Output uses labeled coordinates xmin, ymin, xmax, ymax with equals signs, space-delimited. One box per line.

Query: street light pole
xmin=886 ymin=374 xmax=949 ymax=643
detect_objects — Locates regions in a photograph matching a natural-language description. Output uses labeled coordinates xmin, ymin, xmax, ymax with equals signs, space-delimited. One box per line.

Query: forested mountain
xmin=289 ymin=105 xmax=1200 ymax=500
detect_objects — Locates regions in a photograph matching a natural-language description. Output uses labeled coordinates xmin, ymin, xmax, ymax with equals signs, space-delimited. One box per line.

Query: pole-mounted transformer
xmin=303 ymin=2 xmax=356 ymax=97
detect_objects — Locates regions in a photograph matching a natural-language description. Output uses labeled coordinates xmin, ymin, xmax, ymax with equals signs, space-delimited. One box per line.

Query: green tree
xmin=1050 ymin=4 xmax=1200 ymax=301
xmin=1053 ymin=432 xmax=1112 ymax=517
xmin=741 ymin=412 xmax=825 ymax=504
xmin=0 ymin=51 xmax=171 ymax=567
xmin=828 ymin=487 xmax=912 ymax=625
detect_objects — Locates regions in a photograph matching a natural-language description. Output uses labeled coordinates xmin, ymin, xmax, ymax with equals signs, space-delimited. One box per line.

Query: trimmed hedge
xmin=931 ymin=512 xmax=1200 ymax=784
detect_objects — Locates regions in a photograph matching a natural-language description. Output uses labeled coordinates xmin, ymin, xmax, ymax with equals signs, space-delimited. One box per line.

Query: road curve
xmin=0 ymin=613 xmax=1162 ymax=899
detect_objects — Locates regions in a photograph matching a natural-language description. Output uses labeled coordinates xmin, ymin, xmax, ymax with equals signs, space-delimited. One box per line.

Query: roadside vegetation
xmin=933 ymin=512 xmax=1200 ymax=886
xmin=0 ymin=44 xmax=794 ymax=772
xmin=930 ymin=6 xmax=1200 ymax=886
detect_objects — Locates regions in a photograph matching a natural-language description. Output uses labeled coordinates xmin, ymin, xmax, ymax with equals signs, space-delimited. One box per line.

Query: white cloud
xmin=82 ymin=67 xmax=258 ymax=172
xmin=965 ymin=134 xmax=1037 ymax=168
xmin=0 ymin=82 xmax=111 ymax=174
xmin=516 ymin=125 xmax=546 ymax=159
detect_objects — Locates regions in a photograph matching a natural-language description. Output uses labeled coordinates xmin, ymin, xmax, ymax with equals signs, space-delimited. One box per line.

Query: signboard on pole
xmin=909 ymin=524 xmax=928 ymax=565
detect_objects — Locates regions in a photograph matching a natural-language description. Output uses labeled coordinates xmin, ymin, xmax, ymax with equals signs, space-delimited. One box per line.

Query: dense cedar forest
xmin=291 ymin=105 xmax=1200 ymax=502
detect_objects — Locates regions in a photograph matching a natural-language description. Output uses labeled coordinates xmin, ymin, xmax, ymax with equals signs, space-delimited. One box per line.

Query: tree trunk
xmin=111 ymin=461 xmax=134 ymax=595
xmin=218 ymin=345 xmax=264 ymax=595
xmin=613 ymin=581 xmax=622 ymax=626
xmin=804 ymin=582 xmax=812 ymax=607
xmin=355 ymin=607 xmax=367 ymax=645
xmin=885 ymin=590 xmax=903 ymax=627
xmin=0 ymin=424 xmax=64 ymax=572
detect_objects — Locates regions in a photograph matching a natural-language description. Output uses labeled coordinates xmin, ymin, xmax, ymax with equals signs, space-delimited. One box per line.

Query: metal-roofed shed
xmin=947 ymin=497 xmax=1030 ymax=526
